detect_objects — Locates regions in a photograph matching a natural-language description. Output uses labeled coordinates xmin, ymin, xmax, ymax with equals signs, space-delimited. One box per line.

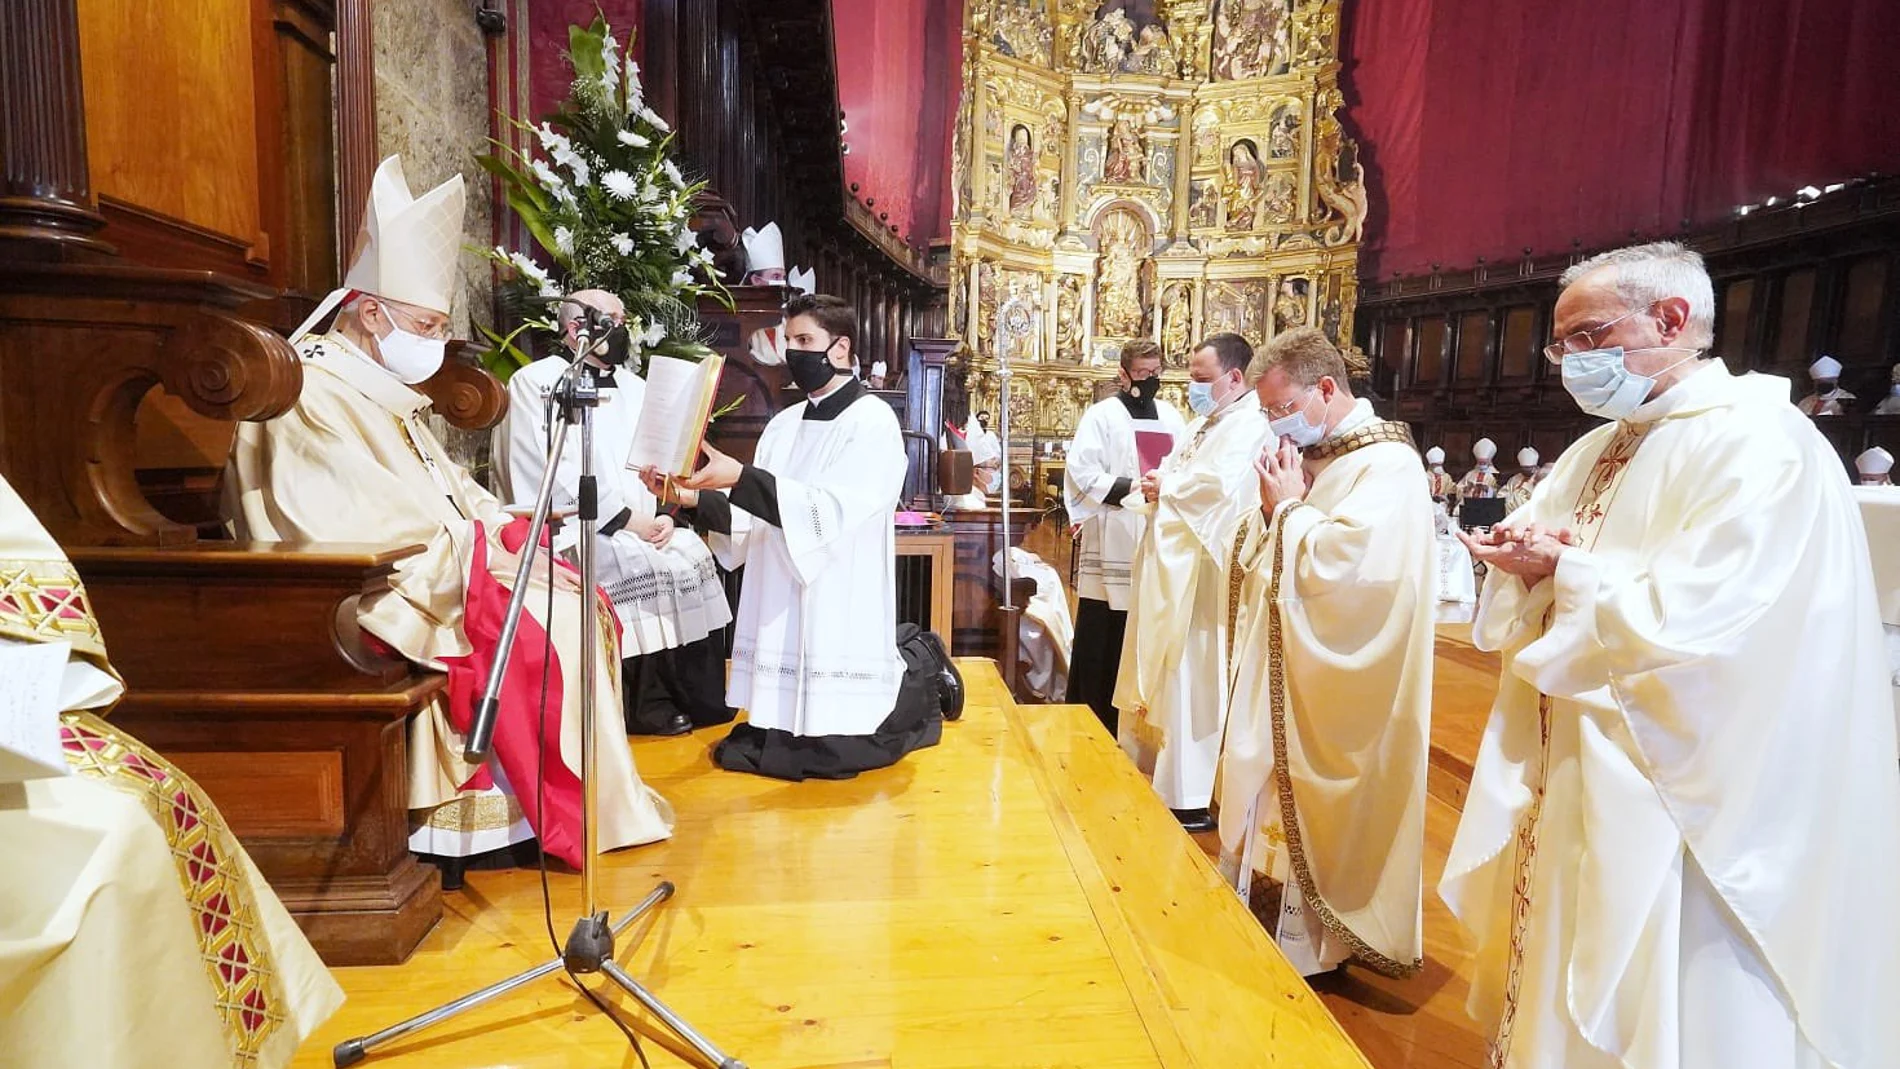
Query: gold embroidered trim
xmin=0 ymin=557 xmax=108 ymax=662
xmin=1262 ymin=503 xmax=1423 ymax=979
xmin=1488 ymin=422 xmax=1649 ymax=1065
xmin=1302 ymin=419 xmax=1417 ymax=461
xmin=1225 ymin=518 xmax=1252 ymax=668
xmin=61 ymin=713 xmax=288 ymax=1063
xmin=421 ymin=790 xmax=528 ymax=833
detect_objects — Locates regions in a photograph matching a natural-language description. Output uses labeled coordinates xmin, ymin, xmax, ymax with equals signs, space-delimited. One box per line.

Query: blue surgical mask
xmin=1560 ymin=346 xmax=1700 ymax=420
xmin=1268 ymin=392 xmax=1326 ymax=448
xmin=1187 ymin=380 xmax=1219 ymax=416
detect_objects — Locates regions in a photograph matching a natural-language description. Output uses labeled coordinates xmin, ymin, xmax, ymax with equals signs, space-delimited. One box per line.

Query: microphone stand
xmin=333 ymin=323 xmax=744 ymax=1069
xmin=995 ymin=349 xmax=1024 ymax=699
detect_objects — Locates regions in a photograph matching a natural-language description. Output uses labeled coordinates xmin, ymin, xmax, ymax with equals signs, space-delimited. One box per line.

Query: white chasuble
xmin=500 ymin=355 xmax=731 ymax=655
xmin=1218 ymin=418 xmax=1434 ymax=979
xmin=1113 ymin=394 xmax=1271 ymax=810
xmin=1440 ymin=362 xmax=1900 ymax=1069
xmin=713 ymin=393 xmax=908 ymax=736
xmin=0 ymin=473 xmax=341 ymax=1069
xmin=228 ymin=333 xmax=671 ymax=862
xmin=1065 ymin=395 xmax=1187 ymax=609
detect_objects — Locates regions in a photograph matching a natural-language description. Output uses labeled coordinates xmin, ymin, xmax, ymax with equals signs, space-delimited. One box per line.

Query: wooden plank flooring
xmin=294 ymin=662 xmax=1371 ymax=1069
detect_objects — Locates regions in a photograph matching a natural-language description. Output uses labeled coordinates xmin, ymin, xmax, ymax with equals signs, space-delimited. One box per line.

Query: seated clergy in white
xmin=1796 ymin=354 xmax=1855 ymax=416
xmin=1445 ymin=242 xmax=1900 ymax=1069
xmin=500 ymin=289 xmax=733 ymax=737
xmin=1113 ymin=331 xmax=1271 ymax=830
xmin=1858 ymin=445 xmax=1894 ymax=486
xmin=1062 ymin=337 xmax=1186 ymax=733
xmin=1218 ymin=327 xmax=1432 ymax=979
xmin=228 ymin=156 xmax=671 ymax=872
xmin=0 ymin=472 xmax=341 ymax=1069
xmin=645 ymin=293 xmax=942 ymax=780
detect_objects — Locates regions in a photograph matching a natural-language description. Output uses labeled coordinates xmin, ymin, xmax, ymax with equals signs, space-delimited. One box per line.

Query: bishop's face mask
xmin=786 ymin=336 xmax=848 ymax=394
xmin=373 ymin=304 xmax=448 ymax=385
xmin=1560 ymin=346 xmax=1700 ymax=420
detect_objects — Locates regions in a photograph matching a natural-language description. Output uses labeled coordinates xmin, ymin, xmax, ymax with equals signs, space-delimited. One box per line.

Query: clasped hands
xmin=1457 ymin=522 xmax=1575 ymax=585
xmin=1254 ymin=438 xmax=1309 ymax=512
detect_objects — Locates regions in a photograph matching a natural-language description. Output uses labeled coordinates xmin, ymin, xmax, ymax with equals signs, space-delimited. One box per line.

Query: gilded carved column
xmin=0 ymin=0 xmax=112 ymax=259
xmin=1171 ymin=100 xmax=1195 ymax=237
xmin=1059 ymin=90 xmax=1083 ymax=234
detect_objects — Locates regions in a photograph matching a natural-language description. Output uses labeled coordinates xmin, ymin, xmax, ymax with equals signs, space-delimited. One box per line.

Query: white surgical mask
xmin=373 ymin=315 xmax=448 ymax=384
xmin=1268 ymin=391 xmax=1326 ymax=448
xmin=1560 ymin=346 xmax=1699 ymax=420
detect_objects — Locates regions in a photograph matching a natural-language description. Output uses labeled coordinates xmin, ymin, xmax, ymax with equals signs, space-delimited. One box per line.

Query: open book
xmin=626 ymin=351 xmax=726 ymax=477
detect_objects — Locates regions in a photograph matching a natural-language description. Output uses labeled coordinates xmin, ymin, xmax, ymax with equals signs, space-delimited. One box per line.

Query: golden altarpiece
xmin=949 ymin=0 xmax=1369 ymax=502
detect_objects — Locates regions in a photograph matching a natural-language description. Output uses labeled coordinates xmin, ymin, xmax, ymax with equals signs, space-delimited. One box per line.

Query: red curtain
xmin=833 ymin=0 xmax=960 ymax=248
xmin=1343 ymin=0 xmax=1900 ymax=280
xmin=527 ymin=0 xmax=645 ymax=122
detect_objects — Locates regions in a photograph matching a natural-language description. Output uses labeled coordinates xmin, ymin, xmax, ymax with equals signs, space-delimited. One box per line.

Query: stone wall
xmin=372 ymin=0 xmax=494 ymax=338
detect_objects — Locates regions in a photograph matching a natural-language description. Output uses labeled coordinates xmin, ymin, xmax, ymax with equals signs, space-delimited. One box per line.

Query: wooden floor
xmin=294 ymin=662 xmax=1380 ymax=1069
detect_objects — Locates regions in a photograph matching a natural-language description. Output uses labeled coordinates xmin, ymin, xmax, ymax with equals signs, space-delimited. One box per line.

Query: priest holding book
xmin=643 ymin=293 xmax=944 ymax=780
xmin=499 ymin=288 xmax=734 ymax=737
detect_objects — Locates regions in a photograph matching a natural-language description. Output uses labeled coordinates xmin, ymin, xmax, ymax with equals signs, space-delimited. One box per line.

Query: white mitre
xmin=1810 ymin=354 xmax=1843 ymax=381
xmin=1858 ymin=446 xmax=1895 ymax=479
xmin=1472 ymin=437 xmax=1497 ymax=463
xmin=1424 ymin=446 xmax=1445 ymax=466
xmin=291 ymin=155 xmax=467 ymax=341
xmin=1517 ymin=446 xmax=1539 ymax=468
xmin=741 ymin=222 xmax=786 ymax=282
xmin=788 ymin=265 xmax=817 ymax=295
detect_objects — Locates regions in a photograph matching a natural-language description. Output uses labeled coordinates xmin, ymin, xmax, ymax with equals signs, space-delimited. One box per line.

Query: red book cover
xmin=1135 ymin=428 xmax=1175 ymax=474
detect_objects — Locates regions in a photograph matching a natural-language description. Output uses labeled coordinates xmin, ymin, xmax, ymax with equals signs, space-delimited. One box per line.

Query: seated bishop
xmin=227 ymin=156 xmax=671 ymax=873
xmin=499 ymin=289 xmax=734 ymax=736
xmin=647 ymin=293 xmax=945 ymax=780
xmin=1 ymin=472 xmax=341 ymax=1069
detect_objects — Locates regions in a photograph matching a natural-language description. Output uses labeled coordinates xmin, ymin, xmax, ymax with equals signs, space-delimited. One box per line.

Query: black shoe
xmin=1172 ymin=807 xmax=1215 ymax=832
xmin=628 ymin=712 xmax=693 ymax=737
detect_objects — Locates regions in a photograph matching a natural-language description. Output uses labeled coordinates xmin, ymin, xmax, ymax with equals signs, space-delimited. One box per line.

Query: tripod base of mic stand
xmin=331 ymin=881 xmax=745 ymax=1069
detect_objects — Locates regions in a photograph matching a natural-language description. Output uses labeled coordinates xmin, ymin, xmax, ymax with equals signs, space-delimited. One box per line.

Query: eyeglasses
xmin=384 ymin=301 xmax=452 ymax=341
xmin=1263 ymin=390 xmax=1313 ymax=418
xmin=1542 ymin=304 xmax=1652 ymax=364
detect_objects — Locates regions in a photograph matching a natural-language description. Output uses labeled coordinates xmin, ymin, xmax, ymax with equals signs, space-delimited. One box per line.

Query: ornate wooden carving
xmin=70 ymin=541 xmax=447 ymax=965
xmin=416 ymin=341 xmax=510 ymax=431
xmin=0 ymin=0 xmax=112 ymax=259
xmin=333 ymin=0 xmax=377 ymax=251
xmin=0 ymin=263 xmax=301 ymax=546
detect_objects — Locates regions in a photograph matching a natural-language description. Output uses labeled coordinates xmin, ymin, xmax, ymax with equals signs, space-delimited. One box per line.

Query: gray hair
xmin=1558 ymin=242 xmax=1715 ymax=348
xmin=557 ymin=288 xmax=621 ymax=330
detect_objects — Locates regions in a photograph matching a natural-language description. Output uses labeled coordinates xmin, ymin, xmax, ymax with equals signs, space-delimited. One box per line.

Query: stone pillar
xmin=0 ymin=0 xmax=112 ymax=260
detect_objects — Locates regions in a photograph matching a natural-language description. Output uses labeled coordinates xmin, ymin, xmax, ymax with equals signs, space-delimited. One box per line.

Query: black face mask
xmin=786 ymin=339 xmax=846 ymax=394
xmin=1126 ymin=375 xmax=1160 ymax=403
xmin=596 ymin=323 xmax=632 ymax=366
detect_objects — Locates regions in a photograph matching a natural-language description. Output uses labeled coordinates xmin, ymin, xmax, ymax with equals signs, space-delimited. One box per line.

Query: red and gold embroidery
xmin=1488 ymin=422 xmax=1650 ymax=1066
xmin=0 ymin=557 xmax=107 ymax=662
xmin=60 ymin=713 xmax=288 ymax=1064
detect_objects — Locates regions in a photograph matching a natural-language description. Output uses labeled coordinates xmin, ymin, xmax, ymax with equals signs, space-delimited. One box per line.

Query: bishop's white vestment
xmin=1441 ymin=361 xmax=1900 ymax=1069
xmin=703 ymin=380 xmax=937 ymax=777
xmin=1113 ymin=392 xmax=1271 ymax=810
xmin=499 ymin=355 xmax=730 ymax=654
xmin=1218 ymin=402 xmax=1433 ymax=979
xmin=228 ymin=333 xmax=672 ymax=865
xmin=0 ymin=473 xmax=341 ymax=1069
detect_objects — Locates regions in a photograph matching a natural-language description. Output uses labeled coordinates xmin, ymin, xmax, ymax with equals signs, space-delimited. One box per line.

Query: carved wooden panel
xmin=1415 ymin=316 xmax=1446 ymax=387
xmin=167 ymin=749 xmax=347 ymax=837
xmin=1773 ymin=268 xmax=1817 ymax=365
xmin=1455 ymin=310 xmax=1489 ymax=382
xmin=1499 ymin=306 xmax=1537 ymax=380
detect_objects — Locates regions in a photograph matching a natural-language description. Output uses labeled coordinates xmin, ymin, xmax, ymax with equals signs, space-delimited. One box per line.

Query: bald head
xmin=559 ymin=289 xmax=625 ymax=353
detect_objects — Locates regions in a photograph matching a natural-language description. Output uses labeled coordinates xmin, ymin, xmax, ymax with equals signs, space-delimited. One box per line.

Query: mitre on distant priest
xmin=1810 ymin=354 xmax=1844 ymax=383
xmin=788 ymin=265 xmax=817 ymax=295
xmin=1858 ymin=446 xmax=1895 ymax=485
xmin=1472 ymin=438 xmax=1497 ymax=465
xmin=741 ymin=222 xmax=786 ymax=285
xmin=1425 ymin=446 xmax=1445 ymax=467
xmin=291 ymin=154 xmax=467 ymax=341
xmin=1517 ymin=446 xmax=1539 ymax=469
